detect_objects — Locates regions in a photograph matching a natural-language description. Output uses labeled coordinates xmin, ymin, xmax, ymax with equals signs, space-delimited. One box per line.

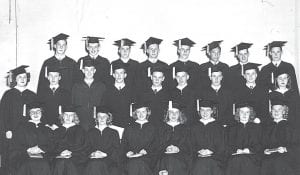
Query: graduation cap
xmin=274 ymin=66 xmax=290 ymax=78
xmin=151 ymin=66 xmax=166 ymax=75
xmin=47 ymin=33 xmax=69 ymax=50
xmin=235 ymin=101 xmax=254 ymax=110
xmin=243 ymin=63 xmax=261 ymax=73
xmin=133 ymin=101 xmax=150 ymax=111
xmin=83 ymin=36 xmax=105 ymax=48
xmin=140 ymin=37 xmax=163 ymax=53
xmin=62 ymin=105 xmax=77 ymax=113
xmin=113 ymin=38 xmax=136 ymax=47
xmin=270 ymin=98 xmax=288 ymax=106
xmin=9 ymin=65 xmax=29 ymax=76
xmin=264 ymin=41 xmax=287 ymax=57
xmin=96 ymin=105 xmax=111 ymax=114
xmin=168 ymin=101 xmax=185 ymax=111
xmin=27 ymin=101 xmax=44 ymax=111
xmin=173 ymin=37 xmax=196 ymax=48
xmin=44 ymin=66 xmax=68 ymax=78
xmin=231 ymin=42 xmax=252 ymax=55
xmin=202 ymin=40 xmax=223 ymax=55
xmin=198 ymin=100 xmax=215 ymax=109
xmin=172 ymin=65 xmax=189 ymax=79
xmin=112 ymin=62 xmax=127 ymax=72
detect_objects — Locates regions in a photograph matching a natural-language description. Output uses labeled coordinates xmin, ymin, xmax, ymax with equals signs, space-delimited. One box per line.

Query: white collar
xmin=167 ymin=121 xmax=180 ymax=127
xmin=135 ymin=120 xmax=149 ymax=125
xmin=50 ymin=84 xmax=59 ymax=90
xmin=239 ymin=62 xmax=247 ymax=66
xmin=177 ymin=84 xmax=187 ymax=91
xmin=151 ymin=85 xmax=162 ymax=92
xmin=84 ymin=78 xmax=94 ymax=86
xmin=55 ymin=54 xmax=65 ymax=60
xmin=272 ymin=60 xmax=282 ymax=67
xmin=15 ymin=86 xmax=26 ymax=92
xmin=275 ymin=88 xmax=288 ymax=94
xmin=240 ymin=120 xmax=249 ymax=125
xmin=63 ymin=123 xmax=76 ymax=129
xmin=115 ymin=82 xmax=125 ymax=90
xmin=246 ymin=82 xmax=256 ymax=88
xmin=211 ymin=85 xmax=221 ymax=91
xmin=178 ymin=58 xmax=188 ymax=62
xmin=120 ymin=57 xmax=130 ymax=63
xmin=274 ymin=118 xmax=287 ymax=123
xmin=210 ymin=60 xmax=219 ymax=65
xmin=89 ymin=54 xmax=98 ymax=59
xmin=29 ymin=120 xmax=41 ymax=127
xmin=148 ymin=57 xmax=158 ymax=63
xmin=97 ymin=125 xmax=107 ymax=132
xmin=200 ymin=118 xmax=215 ymax=125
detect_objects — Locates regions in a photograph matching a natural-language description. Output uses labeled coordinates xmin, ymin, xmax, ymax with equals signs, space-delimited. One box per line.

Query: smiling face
xmin=151 ymin=71 xmax=165 ymax=87
xmin=83 ymin=66 xmax=96 ymax=79
xmin=147 ymin=44 xmax=159 ymax=58
xmin=136 ymin=107 xmax=148 ymax=121
xmin=54 ymin=40 xmax=67 ymax=55
xmin=271 ymin=105 xmax=284 ymax=120
xmin=29 ymin=108 xmax=42 ymax=122
xmin=16 ymin=73 xmax=28 ymax=87
xmin=209 ymin=47 xmax=221 ymax=62
xmin=87 ymin=43 xmax=100 ymax=57
xmin=244 ymin=69 xmax=257 ymax=84
xmin=178 ymin=45 xmax=191 ymax=60
xmin=200 ymin=107 xmax=213 ymax=120
xmin=270 ymin=47 xmax=282 ymax=62
xmin=96 ymin=112 xmax=109 ymax=126
xmin=63 ymin=112 xmax=75 ymax=124
xmin=239 ymin=107 xmax=250 ymax=123
xmin=175 ymin=72 xmax=189 ymax=86
xmin=113 ymin=68 xmax=127 ymax=83
xmin=168 ymin=108 xmax=180 ymax=122
xmin=237 ymin=49 xmax=249 ymax=64
xmin=119 ymin=46 xmax=131 ymax=59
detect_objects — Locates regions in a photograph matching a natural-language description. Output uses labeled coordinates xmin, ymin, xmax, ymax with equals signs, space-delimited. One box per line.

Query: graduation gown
xmin=72 ymin=81 xmax=106 ymax=131
xmin=259 ymin=61 xmax=299 ymax=95
xmin=260 ymin=120 xmax=295 ymax=175
xmin=136 ymin=59 xmax=170 ymax=91
xmin=37 ymin=86 xmax=71 ymax=125
xmin=37 ymin=56 xmax=77 ymax=93
xmin=101 ymin=84 xmax=135 ymax=128
xmin=76 ymin=55 xmax=110 ymax=85
xmin=121 ymin=121 xmax=157 ymax=175
xmin=0 ymin=88 xmax=37 ymax=133
xmin=110 ymin=59 xmax=139 ymax=89
xmin=85 ymin=127 xmax=121 ymax=175
xmin=10 ymin=121 xmax=52 ymax=175
xmin=170 ymin=86 xmax=197 ymax=125
xmin=226 ymin=122 xmax=262 ymax=175
xmin=198 ymin=61 xmax=230 ymax=89
xmin=137 ymin=86 xmax=170 ymax=127
xmin=155 ymin=123 xmax=191 ymax=175
xmin=52 ymin=125 xmax=87 ymax=175
xmin=168 ymin=60 xmax=201 ymax=90
xmin=199 ymin=86 xmax=234 ymax=126
xmin=235 ymin=84 xmax=269 ymax=123
xmin=190 ymin=120 xmax=225 ymax=175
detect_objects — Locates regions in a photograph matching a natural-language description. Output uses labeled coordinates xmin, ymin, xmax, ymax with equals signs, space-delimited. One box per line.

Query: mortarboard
xmin=151 ymin=66 xmax=166 ymax=75
xmin=231 ymin=42 xmax=252 ymax=55
xmin=96 ymin=105 xmax=111 ymax=114
xmin=10 ymin=65 xmax=29 ymax=76
xmin=202 ymin=40 xmax=223 ymax=54
xmin=235 ymin=101 xmax=254 ymax=110
xmin=168 ymin=100 xmax=185 ymax=111
xmin=199 ymin=100 xmax=216 ymax=108
xmin=83 ymin=36 xmax=105 ymax=48
xmin=113 ymin=38 xmax=136 ymax=47
xmin=62 ymin=105 xmax=77 ymax=113
xmin=27 ymin=101 xmax=44 ymax=111
xmin=140 ymin=37 xmax=163 ymax=53
xmin=133 ymin=101 xmax=150 ymax=111
xmin=274 ymin=66 xmax=290 ymax=78
xmin=112 ymin=62 xmax=127 ymax=72
xmin=271 ymin=98 xmax=288 ymax=106
xmin=173 ymin=37 xmax=196 ymax=48
xmin=263 ymin=41 xmax=287 ymax=56
xmin=211 ymin=65 xmax=223 ymax=73
xmin=243 ymin=63 xmax=261 ymax=73
xmin=47 ymin=33 xmax=69 ymax=50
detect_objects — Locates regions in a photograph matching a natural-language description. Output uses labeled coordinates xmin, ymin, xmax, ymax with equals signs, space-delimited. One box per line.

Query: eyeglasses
xmin=29 ymin=110 xmax=42 ymax=115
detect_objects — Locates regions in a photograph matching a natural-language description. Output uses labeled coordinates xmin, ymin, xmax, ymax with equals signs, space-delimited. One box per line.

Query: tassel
xmin=241 ymin=64 xmax=244 ymax=76
xmin=23 ymin=104 xmax=26 ymax=116
xmin=206 ymin=44 xmax=209 ymax=55
xmin=144 ymin=42 xmax=147 ymax=54
xmin=172 ymin=67 xmax=176 ymax=79
xmin=130 ymin=103 xmax=133 ymax=117
xmin=147 ymin=67 xmax=151 ymax=77
xmin=168 ymin=101 xmax=172 ymax=110
xmin=235 ymin=46 xmax=238 ymax=56
xmin=208 ymin=67 xmax=211 ymax=77
xmin=50 ymin=38 xmax=54 ymax=50
xmin=178 ymin=39 xmax=181 ymax=49
xmin=266 ymin=44 xmax=269 ymax=57
xmin=93 ymin=106 xmax=96 ymax=119
xmin=196 ymin=99 xmax=200 ymax=112
xmin=271 ymin=72 xmax=274 ymax=84
xmin=110 ymin=64 xmax=113 ymax=76
xmin=44 ymin=66 xmax=48 ymax=78
xmin=121 ymin=39 xmax=124 ymax=47
xmin=269 ymin=100 xmax=272 ymax=113
xmin=58 ymin=105 xmax=62 ymax=115
xmin=233 ymin=103 xmax=235 ymax=115
xmin=80 ymin=59 xmax=83 ymax=70
xmin=8 ymin=71 xmax=12 ymax=83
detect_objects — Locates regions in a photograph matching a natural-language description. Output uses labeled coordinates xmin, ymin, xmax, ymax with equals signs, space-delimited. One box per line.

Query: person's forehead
xmin=211 ymin=71 xmax=222 ymax=76
xmin=148 ymin=44 xmax=159 ymax=49
xmin=136 ymin=107 xmax=147 ymax=112
xmin=115 ymin=68 xmax=126 ymax=73
xmin=176 ymin=72 xmax=187 ymax=76
xmin=239 ymin=107 xmax=250 ymax=111
xmin=200 ymin=107 xmax=212 ymax=110
xmin=88 ymin=43 xmax=100 ymax=47
xmin=180 ymin=45 xmax=190 ymax=49
xmin=245 ymin=69 xmax=257 ymax=74
xmin=16 ymin=73 xmax=27 ymax=77
xmin=30 ymin=108 xmax=41 ymax=111
xmin=56 ymin=40 xmax=67 ymax=44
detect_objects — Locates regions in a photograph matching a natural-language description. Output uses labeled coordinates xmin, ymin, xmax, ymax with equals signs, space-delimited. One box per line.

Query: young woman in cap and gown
xmin=51 ymin=105 xmax=87 ymax=175
xmin=9 ymin=101 xmax=52 ymax=175
xmin=84 ymin=106 xmax=121 ymax=175
xmin=155 ymin=101 xmax=191 ymax=175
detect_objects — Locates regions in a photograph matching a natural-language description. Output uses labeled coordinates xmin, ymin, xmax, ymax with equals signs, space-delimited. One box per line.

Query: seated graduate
xmin=190 ymin=100 xmax=225 ymax=175
xmin=260 ymin=99 xmax=295 ymax=175
xmin=121 ymin=101 xmax=158 ymax=175
xmin=52 ymin=105 xmax=87 ymax=175
xmin=155 ymin=101 xmax=191 ymax=175
xmin=226 ymin=102 xmax=262 ymax=175
xmin=10 ymin=101 xmax=52 ymax=175
xmin=84 ymin=106 xmax=121 ymax=175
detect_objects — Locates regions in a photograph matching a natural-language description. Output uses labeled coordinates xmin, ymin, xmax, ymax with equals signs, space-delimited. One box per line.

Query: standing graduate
xmin=169 ymin=38 xmax=201 ymax=90
xmin=260 ymin=99 xmax=295 ymax=175
xmin=84 ymin=106 xmax=121 ymax=175
xmin=259 ymin=41 xmax=299 ymax=95
xmin=226 ymin=102 xmax=262 ymax=175
xmin=37 ymin=33 xmax=77 ymax=94
xmin=76 ymin=36 xmax=110 ymax=85
xmin=110 ymin=38 xmax=139 ymax=89
xmin=72 ymin=59 xmax=106 ymax=131
xmin=137 ymin=66 xmax=170 ymax=127
xmin=52 ymin=105 xmax=87 ymax=175
xmin=199 ymin=40 xmax=230 ymax=89
xmin=101 ymin=62 xmax=135 ymax=128
xmin=121 ymin=102 xmax=158 ymax=175
xmin=136 ymin=37 xmax=170 ymax=91
xmin=169 ymin=65 xmax=197 ymax=125
xmin=234 ymin=63 xmax=269 ymax=124
xmin=37 ymin=66 xmax=71 ymax=130
xmin=189 ymin=100 xmax=225 ymax=175
xmin=10 ymin=101 xmax=52 ymax=175
xmin=199 ymin=65 xmax=234 ymax=127
xmin=229 ymin=42 xmax=261 ymax=91
xmin=155 ymin=101 xmax=191 ymax=175
xmin=269 ymin=67 xmax=300 ymax=127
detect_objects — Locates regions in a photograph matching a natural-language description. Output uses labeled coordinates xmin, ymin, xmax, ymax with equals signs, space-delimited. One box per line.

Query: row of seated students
xmin=6 ymin=98 xmax=300 ymax=175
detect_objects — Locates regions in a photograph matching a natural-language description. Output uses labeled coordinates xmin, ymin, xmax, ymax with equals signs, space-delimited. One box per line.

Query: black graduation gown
xmin=168 ymin=60 xmax=201 ymax=90
xmin=76 ymin=55 xmax=110 ymax=85
xmin=121 ymin=121 xmax=157 ymax=175
xmin=235 ymin=84 xmax=269 ymax=124
xmin=155 ymin=123 xmax=191 ymax=175
xmin=37 ymin=56 xmax=77 ymax=93
xmin=269 ymin=89 xmax=300 ymax=127
xmin=101 ymin=84 xmax=135 ymax=128
xmin=110 ymin=59 xmax=139 ymax=89
xmin=37 ymin=86 xmax=71 ymax=126
xmin=52 ymin=125 xmax=87 ymax=175
xmin=190 ymin=120 xmax=225 ymax=175
xmin=170 ymin=86 xmax=197 ymax=125
xmin=259 ymin=61 xmax=299 ymax=95
xmin=226 ymin=122 xmax=262 ymax=175
xmin=85 ymin=127 xmax=121 ymax=175
xmin=198 ymin=61 xmax=230 ymax=89
xmin=199 ymin=86 xmax=234 ymax=126
xmin=72 ymin=81 xmax=106 ymax=131
xmin=10 ymin=121 xmax=52 ymax=175
xmin=0 ymin=88 xmax=37 ymax=133
xmin=260 ymin=120 xmax=295 ymax=175
xmin=136 ymin=59 xmax=170 ymax=91
xmin=137 ymin=87 xmax=170 ymax=127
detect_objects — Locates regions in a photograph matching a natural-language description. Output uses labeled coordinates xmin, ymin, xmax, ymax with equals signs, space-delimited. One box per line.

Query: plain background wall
xmin=0 ymin=0 xmax=299 ymax=97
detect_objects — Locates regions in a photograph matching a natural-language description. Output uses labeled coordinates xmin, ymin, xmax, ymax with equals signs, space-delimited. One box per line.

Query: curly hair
xmin=197 ymin=106 xmax=218 ymax=119
xmin=270 ymin=105 xmax=289 ymax=120
xmin=59 ymin=112 xmax=80 ymax=125
xmin=95 ymin=112 xmax=113 ymax=126
xmin=234 ymin=106 xmax=256 ymax=123
xmin=163 ymin=109 xmax=187 ymax=124
xmin=275 ymin=74 xmax=292 ymax=90
xmin=132 ymin=107 xmax=151 ymax=120
xmin=7 ymin=72 xmax=31 ymax=88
